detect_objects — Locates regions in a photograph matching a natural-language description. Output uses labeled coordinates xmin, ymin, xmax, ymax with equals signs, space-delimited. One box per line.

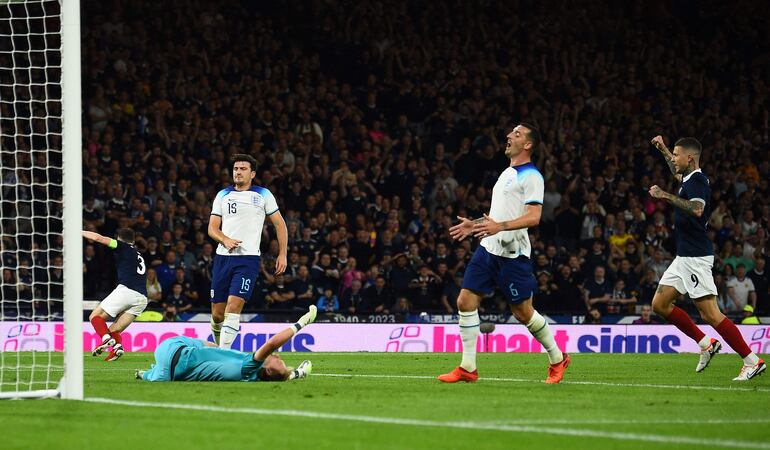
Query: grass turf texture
xmin=1 ymin=352 xmax=769 ymax=450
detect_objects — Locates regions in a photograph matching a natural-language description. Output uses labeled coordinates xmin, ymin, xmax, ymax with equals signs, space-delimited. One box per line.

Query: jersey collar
xmin=682 ymin=168 xmax=702 ymax=183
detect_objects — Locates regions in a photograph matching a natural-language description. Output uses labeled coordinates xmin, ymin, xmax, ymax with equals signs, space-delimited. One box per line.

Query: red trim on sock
xmin=665 ymin=306 xmax=706 ymax=343
xmin=110 ymin=331 xmax=122 ymax=345
xmin=90 ymin=316 xmax=109 ymax=337
xmin=715 ymin=318 xmax=752 ymax=358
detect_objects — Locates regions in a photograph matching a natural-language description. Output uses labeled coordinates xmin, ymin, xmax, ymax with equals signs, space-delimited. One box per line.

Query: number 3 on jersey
xmin=137 ymin=254 xmax=146 ymax=275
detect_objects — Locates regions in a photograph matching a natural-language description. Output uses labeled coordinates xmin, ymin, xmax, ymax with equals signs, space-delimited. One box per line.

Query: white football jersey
xmin=211 ymin=185 xmax=279 ymax=256
xmin=480 ymin=162 xmax=544 ymax=259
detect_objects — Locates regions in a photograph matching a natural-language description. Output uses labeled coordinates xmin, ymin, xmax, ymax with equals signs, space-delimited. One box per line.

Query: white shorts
xmin=100 ymin=284 xmax=148 ymax=318
xmin=659 ymin=255 xmax=718 ymax=299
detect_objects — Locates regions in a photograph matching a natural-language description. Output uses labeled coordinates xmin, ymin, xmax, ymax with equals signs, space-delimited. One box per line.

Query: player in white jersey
xmin=208 ymin=154 xmax=288 ymax=349
xmin=438 ymin=123 xmax=570 ymax=384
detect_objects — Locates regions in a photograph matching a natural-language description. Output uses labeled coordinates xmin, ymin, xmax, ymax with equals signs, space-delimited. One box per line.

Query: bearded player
xmin=650 ymin=135 xmax=765 ymax=381
xmin=438 ymin=123 xmax=570 ymax=384
xmin=208 ymin=154 xmax=288 ymax=350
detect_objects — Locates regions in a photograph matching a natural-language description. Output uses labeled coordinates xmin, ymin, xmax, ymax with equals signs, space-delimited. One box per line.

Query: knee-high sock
xmin=665 ymin=306 xmax=707 ymax=346
xmin=110 ymin=331 xmax=122 ymax=345
xmin=219 ymin=313 xmax=240 ymax=349
xmin=210 ymin=317 xmax=222 ymax=345
xmin=90 ymin=316 xmax=110 ymax=340
xmin=526 ymin=311 xmax=563 ymax=365
xmin=459 ymin=310 xmax=480 ymax=372
xmin=715 ymin=318 xmax=758 ymax=364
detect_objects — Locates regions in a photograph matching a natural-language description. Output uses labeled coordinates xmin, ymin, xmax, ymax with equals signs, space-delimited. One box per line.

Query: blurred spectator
xmin=173 ymin=267 xmax=200 ymax=307
xmin=291 ymin=266 xmax=315 ymax=310
xmin=155 ymin=250 xmax=178 ymax=293
xmin=163 ymin=283 xmax=192 ymax=321
xmin=440 ymin=273 xmax=462 ymax=314
xmin=748 ymin=258 xmax=768 ymax=314
xmin=608 ymin=279 xmax=637 ymax=314
xmin=726 ymin=264 xmax=756 ymax=313
xmin=408 ymin=265 xmax=442 ymax=312
xmin=362 ymin=276 xmax=392 ymax=314
xmin=553 ymin=265 xmax=585 ymax=314
xmin=632 ymin=305 xmax=659 ymax=325
xmin=266 ymin=274 xmax=295 ymax=308
xmin=585 ymin=307 xmax=602 ymax=324
xmin=392 ymin=297 xmax=413 ymax=315
xmin=724 ymin=244 xmax=755 ymax=272
xmin=317 ymin=287 xmax=340 ymax=313
xmin=145 ymin=268 xmax=163 ymax=310
xmin=584 ymin=266 xmax=613 ymax=314
xmin=740 ymin=305 xmax=761 ymax=325
xmin=340 ymin=279 xmax=364 ymax=314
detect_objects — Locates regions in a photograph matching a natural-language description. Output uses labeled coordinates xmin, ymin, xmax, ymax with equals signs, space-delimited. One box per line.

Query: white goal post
xmin=0 ymin=0 xmax=82 ymax=400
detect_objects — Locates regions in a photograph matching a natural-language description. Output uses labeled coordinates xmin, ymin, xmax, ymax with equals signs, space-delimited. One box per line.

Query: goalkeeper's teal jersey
xmin=142 ymin=336 xmax=264 ymax=382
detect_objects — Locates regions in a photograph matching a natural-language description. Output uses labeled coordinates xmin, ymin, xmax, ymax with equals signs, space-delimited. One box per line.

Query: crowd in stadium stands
xmin=64 ymin=0 xmax=770 ymax=320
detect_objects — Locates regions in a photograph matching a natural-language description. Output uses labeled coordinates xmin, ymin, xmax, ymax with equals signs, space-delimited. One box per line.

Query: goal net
xmin=0 ymin=0 xmax=81 ymax=400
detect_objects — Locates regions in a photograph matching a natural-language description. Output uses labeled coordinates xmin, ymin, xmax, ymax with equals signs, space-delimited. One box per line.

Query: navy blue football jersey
xmin=115 ymin=240 xmax=148 ymax=295
xmin=673 ymin=170 xmax=713 ymax=257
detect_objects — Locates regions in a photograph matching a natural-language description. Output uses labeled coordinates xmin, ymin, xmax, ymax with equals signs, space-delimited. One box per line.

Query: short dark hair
xmin=519 ymin=122 xmax=541 ymax=151
xmin=230 ymin=153 xmax=257 ymax=171
xmin=674 ymin=137 xmax=702 ymax=156
xmin=116 ymin=228 xmax=135 ymax=243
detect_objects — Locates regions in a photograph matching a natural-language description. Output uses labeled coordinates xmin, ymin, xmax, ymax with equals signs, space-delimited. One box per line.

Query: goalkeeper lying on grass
xmin=136 ymin=306 xmax=316 ymax=382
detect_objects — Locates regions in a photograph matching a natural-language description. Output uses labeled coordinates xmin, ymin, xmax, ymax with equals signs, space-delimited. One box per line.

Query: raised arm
xmin=253 ymin=306 xmax=316 ymax=362
xmin=651 ymin=135 xmax=683 ymax=182
xmin=82 ymin=230 xmax=115 ymax=247
xmin=648 ymin=185 xmax=704 ymax=218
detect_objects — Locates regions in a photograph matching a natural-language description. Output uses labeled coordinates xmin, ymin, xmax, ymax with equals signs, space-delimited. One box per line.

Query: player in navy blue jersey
xmin=649 ymin=136 xmax=764 ymax=381
xmin=83 ymin=228 xmax=148 ymax=361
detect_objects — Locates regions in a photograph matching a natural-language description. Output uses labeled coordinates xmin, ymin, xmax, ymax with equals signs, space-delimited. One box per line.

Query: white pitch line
xmin=83 ymin=366 xmax=770 ymax=392
xmin=487 ymin=418 xmax=770 ymax=426
xmin=84 ymin=397 xmax=770 ymax=449
xmin=314 ymin=372 xmax=770 ymax=393
xmin=84 ymin=368 xmax=770 ymax=392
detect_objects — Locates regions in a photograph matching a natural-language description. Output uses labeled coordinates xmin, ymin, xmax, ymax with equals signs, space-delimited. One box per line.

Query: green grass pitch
xmin=1 ymin=352 xmax=769 ymax=449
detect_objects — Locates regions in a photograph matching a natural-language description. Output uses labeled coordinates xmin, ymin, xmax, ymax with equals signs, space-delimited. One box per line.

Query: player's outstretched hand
xmin=298 ymin=305 xmax=317 ymax=328
xmin=222 ymin=237 xmax=242 ymax=252
xmin=648 ymin=185 xmax=667 ymax=199
xmin=472 ymin=214 xmax=503 ymax=238
xmin=449 ymin=216 xmax=475 ymax=241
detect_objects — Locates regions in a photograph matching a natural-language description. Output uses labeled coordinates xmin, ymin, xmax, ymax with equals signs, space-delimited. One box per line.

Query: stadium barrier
xmin=2 ymin=323 xmax=769 ymax=354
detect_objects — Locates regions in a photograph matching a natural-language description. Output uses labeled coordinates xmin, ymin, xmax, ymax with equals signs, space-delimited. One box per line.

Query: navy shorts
xmin=210 ymin=255 xmax=261 ymax=303
xmin=461 ymin=246 xmax=537 ymax=304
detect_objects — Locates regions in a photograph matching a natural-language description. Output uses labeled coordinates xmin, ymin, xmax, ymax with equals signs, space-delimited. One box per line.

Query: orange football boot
xmin=545 ymin=353 xmax=570 ymax=384
xmin=438 ymin=366 xmax=478 ymax=383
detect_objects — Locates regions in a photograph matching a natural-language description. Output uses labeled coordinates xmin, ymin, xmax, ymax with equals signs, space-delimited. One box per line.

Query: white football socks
xmin=697 ymin=336 xmax=711 ymax=350
xmin=219 ymin=312 xmax=240 ymax=349
xmin=459 ymin=310 xmax=480 ymax=372
xmin=526 ymin=311 xmax=563 ymax=365
xmin=744 ymin=353 xmax=760 ymax=366
xmin=210 ymin=318 xmax=222 ymax=345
